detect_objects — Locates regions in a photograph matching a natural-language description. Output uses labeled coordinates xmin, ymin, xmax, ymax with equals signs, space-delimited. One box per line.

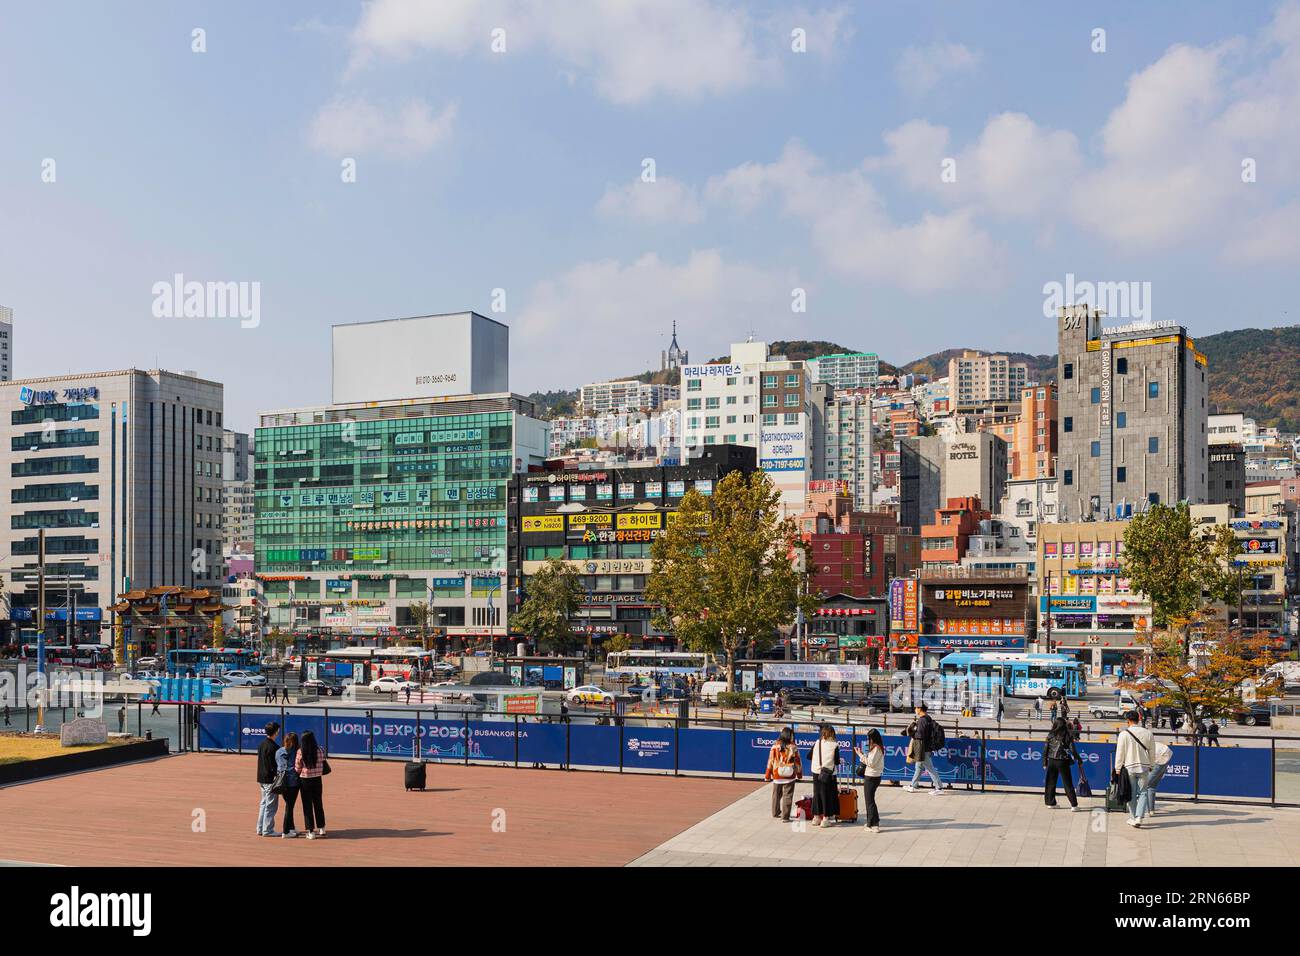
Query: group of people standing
xmin=255 ymin=721 xmax=329 ymax=839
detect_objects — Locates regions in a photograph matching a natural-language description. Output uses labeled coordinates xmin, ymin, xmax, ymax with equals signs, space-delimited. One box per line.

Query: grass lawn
xmin=0 ymin=733 xmax=129 ymax=766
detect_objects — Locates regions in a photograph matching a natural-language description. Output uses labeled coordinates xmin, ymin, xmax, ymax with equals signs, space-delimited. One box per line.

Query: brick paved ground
xmin=0 ymin=753 xmax=757 ymax=867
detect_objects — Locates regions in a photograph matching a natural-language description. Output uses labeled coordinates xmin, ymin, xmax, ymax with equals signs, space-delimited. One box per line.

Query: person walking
xmin=904 ymin=703 xmax=945 ymax=794
xmin=117 ymin=705 xmax=126 ymax=734
xmin=764 ymin=727 xmax=803 ymax=822
xmin=1043 ymin=717 xmax=1084 ymax=810
xmin=2 ymin=704 xmax=9 ymax=726
xmin=1141 ymin=735 xmax=1175 ymax=817
xmin=151 ymin=697 xmax=161 ymax=716
xmin=854 ymin=728 xmax=886 ymax=832
xmin=1179 ymin=712 xmax=1194 ymax=745
xmin=277 ymin=731 xmax=302 ymax=838
xmin=295 ymin=730 xmax=328 ymax=839
xmin=1071 ymin=715 xmax=1083 ymax=739
xmin=996 ymin=695 xmax=1004 ymax=726
xmin=1049 ymin=699 xmax=1059 ymax=722
xmin=808 ymin=724 xmax=840 ymax=827
xmin=255 ymin=722 xmax=281 ymax=837
xmin=1113 ymin=710 xmax=1157 ymax=828
xmin=1206 ymin=717 xmax=1221 ymax=747
xmin=1034 ymin=696 xmax=1043 ymax=721
xmin=280 ymin=682 xmax=290 ymax=704
xmin=263 ymin=682 xmax=274 ymax=704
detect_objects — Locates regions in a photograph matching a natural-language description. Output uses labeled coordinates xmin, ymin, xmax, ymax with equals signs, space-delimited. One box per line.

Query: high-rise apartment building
xmin=0 ymin=369 xmax=225 ymax=642
xmin=808 ymin=352 xmax=880 ymax=390
xmin=1056 ymin=305 xmax=1209 ymax=520
xmin=948 ymin=351 xmax=1028 ymax=405
xmin=578 ymin=380 xmax=678 ymax=416
xmin=817 ymin=389 xmax=874 ymax=511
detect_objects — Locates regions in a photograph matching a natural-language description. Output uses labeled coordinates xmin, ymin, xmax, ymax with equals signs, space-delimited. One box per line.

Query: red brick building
xmin=796 ymin=484 xmax=921 ymax=598
xmin=920 ymin=496 xmax=991 ymax=566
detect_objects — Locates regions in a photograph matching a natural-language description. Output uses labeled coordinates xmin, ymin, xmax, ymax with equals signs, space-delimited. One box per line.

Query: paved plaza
xmin=3 ymin=753 xmax=1298 ymax=867
xmin=630 ymin=782 xmax=1300 ymax=867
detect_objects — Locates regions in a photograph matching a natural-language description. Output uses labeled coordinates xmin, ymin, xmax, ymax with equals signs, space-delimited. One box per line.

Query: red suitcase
xmin=837 ymin=787 xmax=859 ymax=822
xmin=795 ymin=796 xmax=814 ymax=820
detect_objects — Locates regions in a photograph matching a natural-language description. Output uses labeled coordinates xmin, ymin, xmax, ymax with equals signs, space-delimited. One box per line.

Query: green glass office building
xmin=255 ymin=393 xmax=549 ymax=649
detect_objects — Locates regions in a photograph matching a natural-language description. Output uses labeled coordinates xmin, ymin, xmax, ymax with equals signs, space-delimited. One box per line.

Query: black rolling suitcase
xmin=405 ymin=760 xmax=426 ymax=791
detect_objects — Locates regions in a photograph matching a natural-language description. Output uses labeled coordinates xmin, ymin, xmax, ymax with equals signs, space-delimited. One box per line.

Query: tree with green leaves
xmin=647 ymin=470 xmax=813 ymax=691
xmin=1121 ymin=502 xmax=1238 ymax=655
xmin=407 ymin=600 xmax=434 ymax=650
xmin=511 ymin=556 xmax=583 ymax=654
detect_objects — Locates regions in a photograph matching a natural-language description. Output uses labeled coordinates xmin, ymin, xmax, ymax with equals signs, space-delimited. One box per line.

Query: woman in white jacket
xmin=1113 ymin=710 xmax=1157 ymax=827
xmin=853 ymin=728 xmax=885 ymax=833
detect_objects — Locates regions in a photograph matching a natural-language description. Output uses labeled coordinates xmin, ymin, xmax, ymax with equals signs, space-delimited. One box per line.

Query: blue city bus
xmin=166 ymin=647 xmax=261 ymax=676
xmin=938 ymin=652 xmax=1086 ymax=700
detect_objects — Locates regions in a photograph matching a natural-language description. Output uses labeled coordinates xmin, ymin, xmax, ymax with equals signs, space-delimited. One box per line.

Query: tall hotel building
xmin=254 ymin=313 xmax=549 ymax=650
xmin=1055 ymin=305 xmax=1208 ymax=521
xmin=0 ymin=370 xmax=225 ymax=640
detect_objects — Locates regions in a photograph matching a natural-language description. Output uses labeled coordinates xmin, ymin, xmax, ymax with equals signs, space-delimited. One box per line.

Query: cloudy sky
xmin=2 ymin=1 xmax=1298 ymax=432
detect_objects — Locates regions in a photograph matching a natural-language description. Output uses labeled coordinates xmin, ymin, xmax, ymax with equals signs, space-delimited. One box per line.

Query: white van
xmin=700 ymin=681 xmax=729 ymax=705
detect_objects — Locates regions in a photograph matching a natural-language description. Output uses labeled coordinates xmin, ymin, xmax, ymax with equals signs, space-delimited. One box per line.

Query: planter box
xmin=0 ymin=737 xmax=169 ymax=786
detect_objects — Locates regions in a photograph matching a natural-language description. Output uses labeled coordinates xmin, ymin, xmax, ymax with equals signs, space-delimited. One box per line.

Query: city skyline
xmin=3 ymin=2 xmax=1300 ymax=432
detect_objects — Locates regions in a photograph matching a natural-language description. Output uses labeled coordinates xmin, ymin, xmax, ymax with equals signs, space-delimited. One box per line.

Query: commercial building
xmin=816 ymin=389 xmax=874 ymax=511
xmin=1036 ymin=520 xmax=1151 ymax=677
xmin=807 ymin=352 xmax=880 ymax=390
xmin=508 ymin=444 xmax=756 ymax=646
xmin=222 ymin=429 xmax=252 ymax=481
xmin=1191 ymin=504 xmax=1289 ymax=635
xmin=1208 ymin=444 xmax=1247 ymax=516
xmin=913 ymin=569 xmax=1033 ymax=667
xmin=0 ymin=305 xmax=12 ymax=380
xmin=796 ymin=481 xmax=919 ymax=600
xmin=980 ymin=384 xmax=1057 ymax=480
xmin=1056 ymin=305 xmax=1209 ymax=521
xmin=920 ymin=496 xmax=991 ymax=567
xmin=948 ymin=351 xmax=1028 ymax=405
xmin=961 ymin=477 xmax=1060 ymax=583
xmin=578 ymin=379 xmax=678 ymax=416
xmin=681 ymin=341 xmax=817 ymax=514
xmin=898 ymin=431 xmax=1008 ymax=534
xmin=0 ymin=369 xmax=225 ymax=644
xmin=254 ymin=313 xmax=549 ymax=651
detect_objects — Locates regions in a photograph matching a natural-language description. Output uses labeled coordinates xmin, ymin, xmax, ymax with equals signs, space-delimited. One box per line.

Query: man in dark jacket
xmin=256 ymin=722 xmax=281 ymax=837
xmin=905 ymin=704 xmax=945 ymax=794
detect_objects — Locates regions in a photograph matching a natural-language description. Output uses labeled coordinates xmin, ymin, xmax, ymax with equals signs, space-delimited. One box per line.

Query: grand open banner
xmin=197 ymin=709 xmax=1274 ymax=801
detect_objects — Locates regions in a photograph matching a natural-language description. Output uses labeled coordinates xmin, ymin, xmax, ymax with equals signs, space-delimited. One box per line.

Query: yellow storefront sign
xmin=617 ymin=512 xmax=662 ymax=530
xmin=522 ymin=515 xmax=564 ymax=532
xmin=567 ymin=513 xmax=612 ymax=527
xmin=666 ymin=511 xmax=710 ymax=528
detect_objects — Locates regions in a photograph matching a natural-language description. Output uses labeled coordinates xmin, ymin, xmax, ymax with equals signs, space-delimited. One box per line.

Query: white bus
xmin=605 ymin=650 xmax=708 ymax=678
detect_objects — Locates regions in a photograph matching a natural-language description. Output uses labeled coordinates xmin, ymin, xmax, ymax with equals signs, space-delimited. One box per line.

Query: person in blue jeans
xmin=255 ymin=722 xmax=281 ymax=837
xmin=904 ymin=703 xmax=946 ymax=794
xmin=1141 ymin=738 xmax=1174 ymax=816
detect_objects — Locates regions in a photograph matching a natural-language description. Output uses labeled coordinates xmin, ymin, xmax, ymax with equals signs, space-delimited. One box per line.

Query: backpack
xmin=927 ymin=719 xmax=946 ymax=751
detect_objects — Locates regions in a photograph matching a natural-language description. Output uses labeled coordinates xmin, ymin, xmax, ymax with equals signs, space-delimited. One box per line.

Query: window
xmin=705 ymin=416 xmax=719 ymax=428
xmin=1063 ymin=363 xmax=1073 ymax=380
xmin=1090 ymin=441 xmax=1100 ymax=457
xmin=784 ymin=393 xmax=799 ymax=407
xmin=1116 ymin=467 xmax=1127 ymax=483
xmin=686 ymin=398 xmax=700 ymax=410
xmin=1064 ymin=469 xmax=1073 ymax=486
xmin=1116 ymin=357 xmax=1128 ymax=374
xmin=1148 ymin=382 xmax=1159 ymax=398
xmin=1148 ymin=436 xmax=1159 ymax=453
xmin=761 ymin=414 xmax=777 ymax=426
xmin=784 ymin=413 xmax=799 ymax=425
xmin=762 ymin=395 xmax=776 ymax=408
xmin=1090 ymin=388 xmax=1100 ymax=404
xmin=1063 ymin=416 xmax=1073 ymax=433
xmin=686 ymin=379 xmax=701 ymax=391
xmin=763 ymin=375 xmax=777 ymax=387
xmin=1116 ymin=412 xmax=1126 ymax=428
xmin=1148 ymin=492 xmax=1160 ymax=505
xmin=785 ymin=374 xmax=799 ymax=387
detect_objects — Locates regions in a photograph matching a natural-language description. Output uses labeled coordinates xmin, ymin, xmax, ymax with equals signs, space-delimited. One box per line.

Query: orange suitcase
xmin=837 ymin=787 xmax=859 ymax=822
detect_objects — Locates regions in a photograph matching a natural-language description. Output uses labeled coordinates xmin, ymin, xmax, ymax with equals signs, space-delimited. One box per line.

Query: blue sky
xmin=2 ymin=1 xmax=1297 ymax=432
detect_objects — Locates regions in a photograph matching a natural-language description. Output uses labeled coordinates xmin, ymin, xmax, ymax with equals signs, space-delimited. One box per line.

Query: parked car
xmin=122 ymin=670 xmax=163 ymax=683
xmin=1235 ymin=702 xmax=1273 ymax=727
xmin=428 ymin=661 xmax=458 ymax=675
xmin=568 ymin=685 xmax=615 ymax=705
xmin=222 ymin=670 xmax=267 ymax=686
xmin=780 ymin=686 xmax=846 ymax=707
xmin=369 ymin=676 xmax=419 ymax=695
xmin=861 ymin=691 xmax=891 ymax=712
xmin=301 ymin=677 xmax=345 ymax=697
xmin=134 ymin=657 xmax=162 ymax=671
xmin=1089 ymin=691 xmax=1146 ymax=720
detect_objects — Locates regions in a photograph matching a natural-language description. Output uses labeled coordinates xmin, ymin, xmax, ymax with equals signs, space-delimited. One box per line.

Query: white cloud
xmin=347 ymin=0 xmax=823 ymax=103
xmin=309 ymin=95 xmax=456 ymax=158
xmin=707 ymin=141 xmax=1005 ymax=292
xmin=512 ymin=250 xmax=792 ymax=388
xmin=895 ymin=41 xmax=982 ymax=96
xmin=596 ymin=177 xmax=704 ymax=224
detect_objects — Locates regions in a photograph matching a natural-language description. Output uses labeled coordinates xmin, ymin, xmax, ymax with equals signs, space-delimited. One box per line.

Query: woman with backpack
xmin=276 ymin=731 xmax=302 ymax=838
xmin=294 ymin=730 xmax=329 ymax=839
xmin=1043 ymin=717 xmax=1084 ymax=810
xmin=808 ymin=724 xmax=840 ymax=828
xmin=853 ymin=728 xmax=885 ymax=833
xmin=764 ymin=727 xmax=803 ymax=822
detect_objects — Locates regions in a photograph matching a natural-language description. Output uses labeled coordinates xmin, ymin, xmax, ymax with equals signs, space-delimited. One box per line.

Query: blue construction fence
xmin=195 ymin=706 xmax=1283 ymax=803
